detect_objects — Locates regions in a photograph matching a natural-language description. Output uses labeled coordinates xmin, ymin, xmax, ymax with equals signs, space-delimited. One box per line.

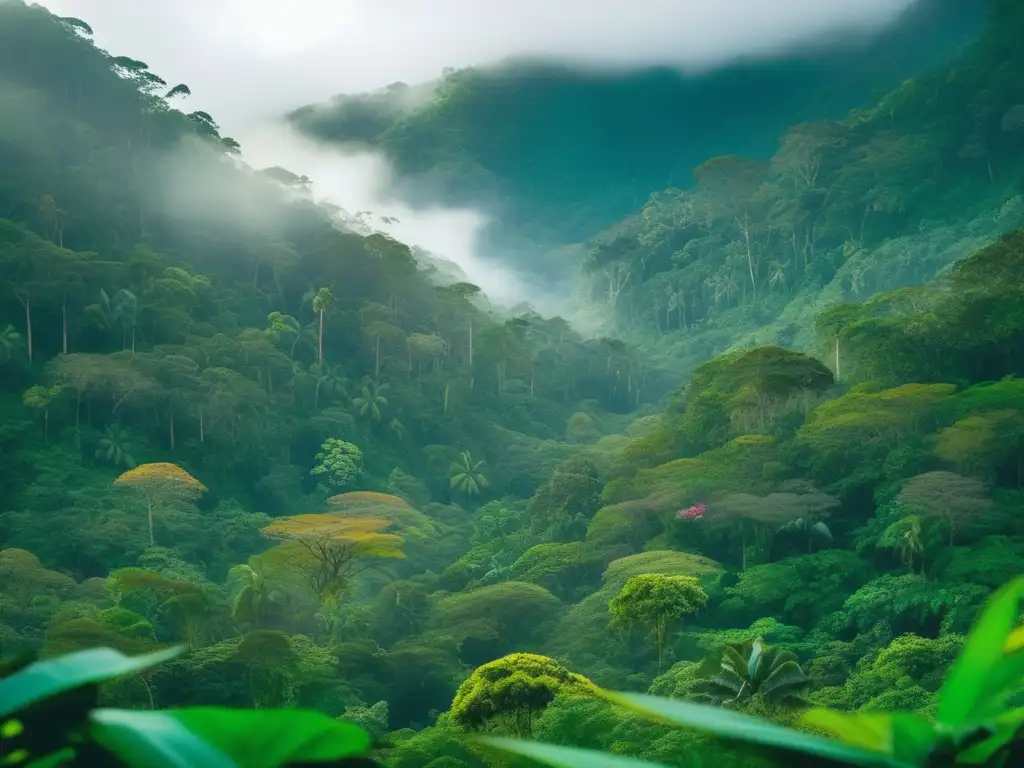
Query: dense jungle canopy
xmin=2 ymin=0 xmax=1024 ymax=766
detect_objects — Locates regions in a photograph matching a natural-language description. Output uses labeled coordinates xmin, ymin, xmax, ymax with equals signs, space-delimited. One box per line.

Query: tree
xmin=260 ymin=513 xmax=405 ymax=602
xmin=898 ymin=471 xmax=992 ymax=545
xmin=96 ymin=424 xmax=136 ymax=469
xmin=450 ymin=451 xmax=488 ymax=499
xmin=310 ymin=438 xmax=363 ymax=491
xmin=352 ymin=378 xmax=388 ymax=422
xmin=697 ymin=637 xmax=810 ymax=711
xmin=113 ymin=462 xmax=207 ymax=546
xmin=311 ymin=287 xmax=333 ymax=366
xmin=449 ymin=653 xmax=596 ymax=737
xmin=22 ymin=384 xmax=61 ymax=441
xmin=0 ymin=324 xmax=22 ymax=363
xmin=609 ymin=573 xmax=708 ymax=671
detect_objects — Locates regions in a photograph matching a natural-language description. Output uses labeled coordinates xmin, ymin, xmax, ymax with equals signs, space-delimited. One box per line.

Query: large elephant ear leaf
xmin=605 ymin=692 xmax=912 ymax=767
xmin=936 ymin=576 xmax=1024 ymax=728
xmin=478 ymin=736 xmax=671 ymax=768
xmin=803 ymin=709 xmax=936 ymax=765
xmin=0 ymin=647 xmax=182 ymax=718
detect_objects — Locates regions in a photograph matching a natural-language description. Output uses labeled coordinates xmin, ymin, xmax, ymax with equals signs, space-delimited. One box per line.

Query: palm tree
xmin=96 ymin=424 xmax=136 ymax=469
xmin=311 ymin=362 xmax=348 ymax=410
xmin=450 ymin=451 xmax=489 ymax=499
xmin=353 ymin=378 xmax=388 ymax=422
xmin=311 ymin=287 xmax=333 ymax=366
xmin=697 ymin=638 xmax=810 ymax=711
xmin=0 ymin=325 xmax=22 ymax=364
xmin=227 ymin=563 xmax=282 ymax=628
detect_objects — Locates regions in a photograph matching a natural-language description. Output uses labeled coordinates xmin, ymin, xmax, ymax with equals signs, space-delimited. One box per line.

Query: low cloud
xmin=31 ymin=0 xmax=922 ymax=316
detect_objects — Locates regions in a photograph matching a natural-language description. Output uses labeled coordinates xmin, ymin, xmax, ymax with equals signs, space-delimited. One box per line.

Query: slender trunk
xmin=318 ymin=309 xmax=324 ymax=365
xmin=834 ymin=337 xmax=841 ymax=382
xmin=43 ymin=409 xmax=49 ymax=443
xmin=199 ymin=406 xmax=205 ymax=442
xmin=61 ymin=295 xmax=68 ymax=354
xmin=169 ymin=409 xmax=175 ymax=450
xmin=19 ymin=293 xmax=33 ymax=364
xmin=444 ymin=382 xmax=450 ymax=414
xmin=147 ymin=495 xmax=155 ymax=547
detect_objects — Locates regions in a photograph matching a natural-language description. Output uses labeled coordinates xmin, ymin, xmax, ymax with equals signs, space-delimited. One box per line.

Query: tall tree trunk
xmin=61 ymin=294 xmax=68 ymax=354
xmin=318 ymin=309 xmax=324 ymax=365
xmin=18 ymin=292 xmax=33 ymax=364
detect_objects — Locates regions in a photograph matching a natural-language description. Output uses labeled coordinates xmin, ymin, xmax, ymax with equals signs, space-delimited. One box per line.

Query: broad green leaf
xmin=606 ymin=692 xmax=912 ymax=768
xmin=90 ymin=709 xmax=236 ymax=768
xmin=1003 ymin=626 xmax=1024 ymax=654
xmin=937 ymin=577 xmax=1024 ymax=728
xmin=803 ymin=710 xmax=936 ymax=764
xmin=973 ymin=649 xmax=1024 ymax=721
xmin=956 ymin=707 xmax=1024 ymax=765
xmin=168 ymin=708 xmax=371 ymax=766
xmin=0 ymin=647 xmax=182 ymax=718
xmin=478 ymin=736 xmax=670 ymax=768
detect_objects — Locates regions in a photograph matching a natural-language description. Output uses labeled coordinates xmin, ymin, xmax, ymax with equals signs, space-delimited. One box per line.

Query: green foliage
xmin=696 ymin=637 xmax=810 ymax=711
xmin=0 ymin=646 xmax=375 ymax=767
xmin=449 ymin=653 xmax=595 ymax=737
xmin=609 ymin=574 xmax=708 ymax=672
xmin=310 ymin=438 xmax=363 ymax=490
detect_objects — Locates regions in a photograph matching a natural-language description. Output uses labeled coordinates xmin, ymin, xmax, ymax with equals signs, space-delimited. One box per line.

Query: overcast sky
xmin=29 ymin=0 xmax=922 ymax=309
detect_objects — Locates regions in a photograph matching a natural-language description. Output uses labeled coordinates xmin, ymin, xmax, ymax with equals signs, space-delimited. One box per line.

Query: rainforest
xmin=2 ymin=1 xmax=1024 ymax=767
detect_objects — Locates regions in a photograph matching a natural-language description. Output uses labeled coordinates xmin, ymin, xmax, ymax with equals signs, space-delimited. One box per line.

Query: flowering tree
xmin=113 ymin=462 xmax=206 ymax=546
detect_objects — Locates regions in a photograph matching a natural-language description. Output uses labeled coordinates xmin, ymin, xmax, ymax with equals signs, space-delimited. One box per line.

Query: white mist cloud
xmin=31 ymin=0 xmax=921 ymax=310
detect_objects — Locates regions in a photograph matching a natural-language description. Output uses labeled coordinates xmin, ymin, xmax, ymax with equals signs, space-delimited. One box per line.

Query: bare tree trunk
xmin=18 ymin=292 xmax=33 ymax=364
xmin=61 ymin=294 xmax=68 ymax=354
xmin=318 ymin=309 xmax=324 ymax=365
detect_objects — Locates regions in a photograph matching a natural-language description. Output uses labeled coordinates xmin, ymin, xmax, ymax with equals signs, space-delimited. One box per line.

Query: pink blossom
xmin=677 ymin=502 xmax=706 ymax=520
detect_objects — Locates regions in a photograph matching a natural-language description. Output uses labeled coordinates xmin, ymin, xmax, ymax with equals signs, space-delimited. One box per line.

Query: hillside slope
xmin=289 ymin=0 xmax=985 ymax=272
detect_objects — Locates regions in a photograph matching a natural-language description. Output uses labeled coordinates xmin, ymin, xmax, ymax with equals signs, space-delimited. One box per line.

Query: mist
xmin=32 ymin=0 xmax=927 ymax=315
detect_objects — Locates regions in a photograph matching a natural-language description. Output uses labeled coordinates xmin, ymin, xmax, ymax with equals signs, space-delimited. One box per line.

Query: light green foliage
xmin=609 ymin=574 xmax=708 ymax=671
xmin=842 ymin=574 xmax=988 ymax=636
xmin=814 ymin=633 xmax=963 ymax=714
xmin=342 ymin=700 xmax=389 ymax=740
xmin=310 ymin=438 xmax=363 ymax=490
xmin=448 ymin=653 xmax=595 ymax=737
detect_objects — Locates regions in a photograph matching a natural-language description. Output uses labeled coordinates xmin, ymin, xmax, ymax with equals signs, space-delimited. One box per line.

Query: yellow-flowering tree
xmin=261 ymin=513 xmax=404 ymax=602
xmin=113 ymin=462 xmax=207 ymax=547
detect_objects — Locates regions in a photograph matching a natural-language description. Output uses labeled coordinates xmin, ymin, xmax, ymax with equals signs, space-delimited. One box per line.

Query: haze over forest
xmin=3 ymin=1 xmax=1024 ymax=767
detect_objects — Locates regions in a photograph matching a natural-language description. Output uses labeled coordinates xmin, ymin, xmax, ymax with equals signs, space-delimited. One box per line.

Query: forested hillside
xmin=289 ymin=0 xmax=984 ymax=267
xmin=3 ymin=1 xmax=1024 ymax=767
xmin=575 ymin=0 xmax=1024 ymax=375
